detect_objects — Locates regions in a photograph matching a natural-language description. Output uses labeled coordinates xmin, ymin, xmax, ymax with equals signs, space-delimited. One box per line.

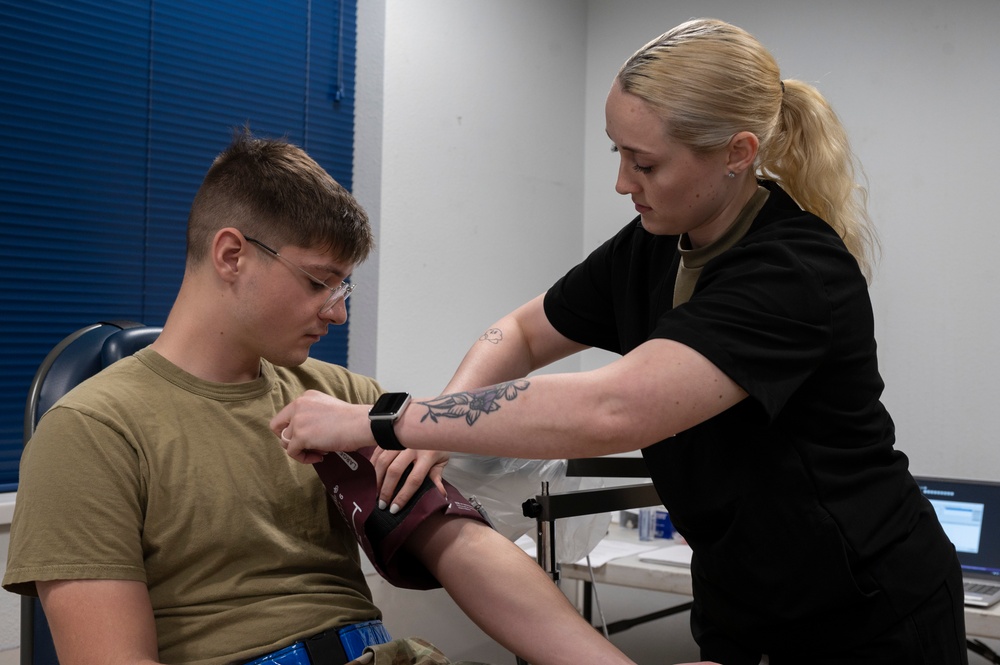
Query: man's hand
xmin=371 ymin=448 xmax=450 ymax=513
xmin=270 ymin=390 xmax=373 ymax=463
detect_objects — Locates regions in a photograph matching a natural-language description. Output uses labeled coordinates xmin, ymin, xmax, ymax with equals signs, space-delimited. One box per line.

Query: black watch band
xmin=370 ymin=418 xmax=406 ymax=451
xmin=368 ymin=392 xmax=411 ymax=451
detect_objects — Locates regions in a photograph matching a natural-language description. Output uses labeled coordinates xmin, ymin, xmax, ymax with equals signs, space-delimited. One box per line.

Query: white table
xmin=559 ymin=524 xmax=1000 ymax=641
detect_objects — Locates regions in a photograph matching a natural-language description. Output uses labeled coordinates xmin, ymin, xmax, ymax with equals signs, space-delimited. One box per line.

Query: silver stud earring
xmin=727 ymin=171 xmax=736 ymax=179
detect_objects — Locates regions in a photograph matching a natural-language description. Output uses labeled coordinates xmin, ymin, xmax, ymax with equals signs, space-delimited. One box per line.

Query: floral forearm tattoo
xmin=418 ymin=379 xmax=530 ymax=426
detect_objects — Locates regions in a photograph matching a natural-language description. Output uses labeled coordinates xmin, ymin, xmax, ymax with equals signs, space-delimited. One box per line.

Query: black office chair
xmin=20 ymin=321 xmax=162 ymax=665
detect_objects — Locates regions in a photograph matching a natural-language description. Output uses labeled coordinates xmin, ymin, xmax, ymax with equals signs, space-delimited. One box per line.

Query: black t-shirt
xmin=544 ymin=181 xmax=955 ymax=652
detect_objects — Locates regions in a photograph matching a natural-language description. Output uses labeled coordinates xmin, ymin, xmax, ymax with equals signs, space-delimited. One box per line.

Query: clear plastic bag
xmin=443 ymin=453 xmax=611 ymax=564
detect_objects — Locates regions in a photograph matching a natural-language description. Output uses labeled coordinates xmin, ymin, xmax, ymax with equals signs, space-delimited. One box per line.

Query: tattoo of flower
xmin=418 ymin=380 xmax=530 ymax=426
xmin=480 ymin=328 xmax=503 ymax=344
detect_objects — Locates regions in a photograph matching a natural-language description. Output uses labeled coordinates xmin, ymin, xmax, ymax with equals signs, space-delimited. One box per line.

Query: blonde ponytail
xmin=758 ymin=80 xmax=879 ymax=281
xmin=618 ymin=18 xmax=879 ymax=281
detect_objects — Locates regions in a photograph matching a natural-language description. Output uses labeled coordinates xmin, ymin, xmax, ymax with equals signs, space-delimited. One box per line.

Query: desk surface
xmin=560 ymin=524 xmax=1000 ymax=640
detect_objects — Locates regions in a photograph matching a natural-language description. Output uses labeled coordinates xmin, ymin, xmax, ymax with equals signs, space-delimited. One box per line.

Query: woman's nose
xmin=615 ymin=163 xmax=638 ymax=196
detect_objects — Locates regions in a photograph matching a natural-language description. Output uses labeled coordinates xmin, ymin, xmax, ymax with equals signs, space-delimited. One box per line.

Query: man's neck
xmin=151 ymin=283 xmax=262 ymax=384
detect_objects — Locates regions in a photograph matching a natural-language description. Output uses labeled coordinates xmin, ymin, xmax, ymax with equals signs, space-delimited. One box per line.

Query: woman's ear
xmin=726 ymin=131 xmax=760 ymax=177
xmin=212 ymin=228 xmax=247 ymax=284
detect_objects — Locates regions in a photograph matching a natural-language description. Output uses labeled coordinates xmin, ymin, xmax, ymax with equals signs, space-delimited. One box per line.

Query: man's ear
xmin=212 ymin=228 xmax=247 ymax=284
xmin=726 ymin=131 xmax=759 ymax=177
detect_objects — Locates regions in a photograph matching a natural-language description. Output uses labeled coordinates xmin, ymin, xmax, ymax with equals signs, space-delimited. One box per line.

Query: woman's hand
xmin=270 ymin=390 xmax=373 ymax=463
xmin=371 ymin=448 xmax=450 ymax=513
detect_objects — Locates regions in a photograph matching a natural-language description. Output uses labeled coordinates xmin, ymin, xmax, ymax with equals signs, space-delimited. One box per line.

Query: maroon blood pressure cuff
xmin=313 ymin=447 xmax=488 ymax=590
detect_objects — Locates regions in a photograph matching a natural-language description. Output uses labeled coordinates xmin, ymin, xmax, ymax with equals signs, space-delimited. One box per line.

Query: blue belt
xmin=244 ymin=620 xmax=391 ymax=665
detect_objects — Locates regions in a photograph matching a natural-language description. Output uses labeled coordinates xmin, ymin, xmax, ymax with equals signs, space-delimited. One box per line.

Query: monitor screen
xmin=916 ymin=476 xmax=1000 ymax=577
xmin=926 ymin=496 xmax=983 ymax=554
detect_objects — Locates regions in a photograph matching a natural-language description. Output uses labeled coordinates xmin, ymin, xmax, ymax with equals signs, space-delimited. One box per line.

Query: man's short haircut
xmin=187 ymin=129 xmax=373 ymax=265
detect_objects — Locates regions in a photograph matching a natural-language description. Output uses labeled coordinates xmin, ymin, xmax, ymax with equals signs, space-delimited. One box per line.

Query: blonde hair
xmin=617 ymin=18 xmax=879 ymax=280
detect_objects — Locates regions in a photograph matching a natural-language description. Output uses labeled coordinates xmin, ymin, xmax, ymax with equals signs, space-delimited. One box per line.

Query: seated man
xmin=3 ymin=132 xmax=636 ymax=665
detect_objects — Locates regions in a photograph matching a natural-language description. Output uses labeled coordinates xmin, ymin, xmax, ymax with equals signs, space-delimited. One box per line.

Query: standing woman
xmin=275 ymin=18 xmax=967 ymax=664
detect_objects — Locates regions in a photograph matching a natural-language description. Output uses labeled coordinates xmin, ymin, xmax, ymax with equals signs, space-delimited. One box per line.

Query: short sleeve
xmin=4 ymin=405 xmax=147 ymax=595
xmin=544 ymin=221 xmax=643 ymax=353
xmin=653 ymin=241 xmax=834 ymax=420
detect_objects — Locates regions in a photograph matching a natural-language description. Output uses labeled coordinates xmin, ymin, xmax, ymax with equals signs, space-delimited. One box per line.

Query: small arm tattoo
xmin=479 ymin=328 xmax=503 ymax=344
xmin=417 ymin=380 xmax=530 ymax=426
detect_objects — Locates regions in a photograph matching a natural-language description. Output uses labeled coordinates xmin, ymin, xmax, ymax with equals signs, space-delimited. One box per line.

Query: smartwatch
xmin=369 ymin=392 xmax=411 ymax=450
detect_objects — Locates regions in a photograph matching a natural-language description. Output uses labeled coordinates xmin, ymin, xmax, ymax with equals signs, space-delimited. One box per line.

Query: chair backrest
xmin=20 ymin=321 xmax=162 ymax=665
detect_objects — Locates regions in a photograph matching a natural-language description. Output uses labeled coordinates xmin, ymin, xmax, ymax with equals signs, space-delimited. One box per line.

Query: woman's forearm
xmin=443 ymin=294 xmax=587 ymax=394
xmin=398 ymin=338 xmax=748 ymax=460
xmin=274 ymin=338 xmax=747 ymax=464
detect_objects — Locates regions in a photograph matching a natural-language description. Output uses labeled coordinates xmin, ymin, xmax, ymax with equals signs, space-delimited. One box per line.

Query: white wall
xmin=0 ymin=520 xmax=17 ymax=653
xmin=353 ymin=0 xmax=1000 ymax=663
xmin=350 ymin=0 xmax=588 ymax=393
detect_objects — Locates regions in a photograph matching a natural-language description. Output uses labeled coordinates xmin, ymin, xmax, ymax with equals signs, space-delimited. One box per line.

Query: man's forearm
xmin=409 ymin=516 xmax=637 ymax=665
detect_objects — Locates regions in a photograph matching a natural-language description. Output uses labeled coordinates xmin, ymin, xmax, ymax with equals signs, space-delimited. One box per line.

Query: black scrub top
xmin=544 ymin=181 xmax=956 ymax=652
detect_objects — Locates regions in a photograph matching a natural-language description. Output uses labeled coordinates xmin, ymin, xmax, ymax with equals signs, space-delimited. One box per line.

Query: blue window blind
xmin=0 ymin=0 xmax=358 ymax=491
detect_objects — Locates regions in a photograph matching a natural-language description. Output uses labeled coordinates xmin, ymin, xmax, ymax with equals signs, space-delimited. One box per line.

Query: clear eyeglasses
xmin=243 ymin=234 xmax=356 ymax=314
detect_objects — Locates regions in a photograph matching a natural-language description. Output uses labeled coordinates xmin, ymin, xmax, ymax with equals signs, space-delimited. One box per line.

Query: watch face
xmin=370 ymin=392 xmax=411 ymax=420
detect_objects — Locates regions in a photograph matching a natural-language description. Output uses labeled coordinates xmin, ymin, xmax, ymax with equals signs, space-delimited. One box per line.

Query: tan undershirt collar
xmin=673 ymin=185 xmax=770 ymax=308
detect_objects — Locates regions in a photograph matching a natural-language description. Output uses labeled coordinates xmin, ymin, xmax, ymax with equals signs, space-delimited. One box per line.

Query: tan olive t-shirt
xmin=4 ymin=349 xmax=382 ymax=665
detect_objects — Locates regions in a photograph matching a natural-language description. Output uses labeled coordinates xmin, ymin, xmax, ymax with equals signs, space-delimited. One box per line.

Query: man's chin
xmin=265 ymin=350 xmax=312 ymax=369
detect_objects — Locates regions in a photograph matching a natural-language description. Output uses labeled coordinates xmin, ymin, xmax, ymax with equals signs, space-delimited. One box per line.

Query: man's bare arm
xmin=38 ymin=579 xmax=162 ymax=665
